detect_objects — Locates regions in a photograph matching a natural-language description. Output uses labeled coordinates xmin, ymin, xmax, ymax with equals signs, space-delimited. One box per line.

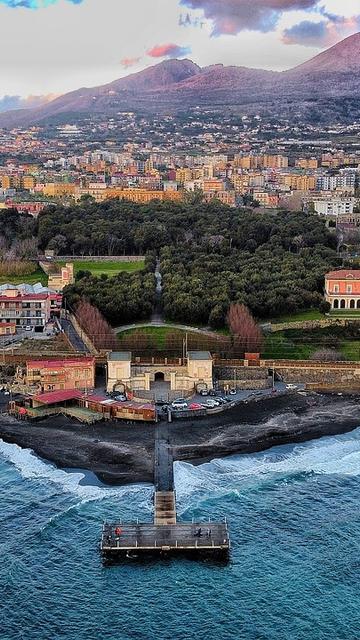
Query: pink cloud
xmin=147 ymin=43 xmax=191 ymax=58
xmin=120 ymin=56 xmax=141 ymax=69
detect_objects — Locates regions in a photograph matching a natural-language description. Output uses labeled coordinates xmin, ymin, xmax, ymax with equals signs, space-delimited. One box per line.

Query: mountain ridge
xmin=1 ymin=33 xmax=360 ymax=127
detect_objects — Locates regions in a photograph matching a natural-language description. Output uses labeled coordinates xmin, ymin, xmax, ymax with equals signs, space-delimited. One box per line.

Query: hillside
xmin=1 ymin=33 xmax=360 ymax=126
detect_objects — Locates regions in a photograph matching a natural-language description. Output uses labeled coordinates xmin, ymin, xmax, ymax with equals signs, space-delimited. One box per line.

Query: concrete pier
xmin=100 ymin=423 xmax=230 ymax=561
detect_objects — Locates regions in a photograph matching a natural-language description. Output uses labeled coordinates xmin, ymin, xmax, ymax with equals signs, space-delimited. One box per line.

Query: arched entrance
xmin=113 ymin=382 xmax=126 ymax=393
xmin=350 ymin=299 xmax=355 ymax=309
xmin=340 ymin=299 xmax=346 ymax=309
xmin=333 ymin=299 xmax=339 ymax=309
xmin=154 ymin=371 xmax=165 ymax=382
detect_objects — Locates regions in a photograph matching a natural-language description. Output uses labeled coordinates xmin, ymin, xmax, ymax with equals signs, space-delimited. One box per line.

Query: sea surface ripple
xmin=2 ymin=421 xmax=360 ymax=639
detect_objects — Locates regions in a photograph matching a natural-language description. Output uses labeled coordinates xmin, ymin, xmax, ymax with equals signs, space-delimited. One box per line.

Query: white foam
xmin=0 ymin=439 xmax=152 ymax=504
xmin=174 ymin=425 xmax=360 ymax=505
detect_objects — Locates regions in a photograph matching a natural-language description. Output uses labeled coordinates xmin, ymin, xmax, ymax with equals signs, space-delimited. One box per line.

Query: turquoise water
xmin=1 ymin=428 xmax=360 ymax=640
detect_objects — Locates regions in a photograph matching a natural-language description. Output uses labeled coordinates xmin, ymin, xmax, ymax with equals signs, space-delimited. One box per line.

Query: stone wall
xmin=270 ymin=318 xmax=352 ymax=332
xmin=274 ymin=363 xmax=360 ymax=386
xmin=215 ymin=365 xmax=271 ymax=390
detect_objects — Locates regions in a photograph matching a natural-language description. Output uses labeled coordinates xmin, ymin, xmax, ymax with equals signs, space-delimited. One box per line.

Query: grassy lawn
xmin=118 ymin=326 xmax=188 ymax=349
xmin=339 ymin=340 xmax=360 ymax=360
xmin=0 ymin=267 xmax=48 ymax=286
xmin=269 ymin=310 xmax=324 ymax=325
xmin=263 ymin=334 xmax=315 ymax=360
xmin=329 ymin=311 xmax=360 ymax=319
xmin=57 ymin=260 xmax=145 ymax=277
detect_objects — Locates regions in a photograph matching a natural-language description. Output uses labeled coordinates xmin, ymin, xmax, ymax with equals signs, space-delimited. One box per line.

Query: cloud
xmin=147 ymin=42 xmax=192 ymax=58
xmin=283 ymin=13 xmax=360 ymax=47
xmin=0 ymin=0 xmax=82 ymax=8
xmin=180 ymin=0 xmax=320 ymax=35
xmin=120 ymin=56 xmax=141 ymax=69
xmin=0 ymin=93 xmax=57 ymax=112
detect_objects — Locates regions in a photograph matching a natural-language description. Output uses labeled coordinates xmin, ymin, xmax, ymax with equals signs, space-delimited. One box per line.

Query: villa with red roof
xmin=325 ymin=270 xmax=360 ymax=310
xmin=26 ymin=357 xmax=95 ymax=392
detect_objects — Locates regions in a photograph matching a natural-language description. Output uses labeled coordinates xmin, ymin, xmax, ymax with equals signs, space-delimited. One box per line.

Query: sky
xmin=0 ymin=0 xmax=360 ymax=106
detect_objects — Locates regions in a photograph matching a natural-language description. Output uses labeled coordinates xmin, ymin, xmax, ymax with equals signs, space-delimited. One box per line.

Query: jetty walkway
xmin=100 ymin=423 xmax=230 ymax=561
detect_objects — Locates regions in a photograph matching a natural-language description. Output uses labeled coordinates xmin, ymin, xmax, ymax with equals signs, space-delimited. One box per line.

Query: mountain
xmin=1 ymin=33 xmax=360 ymax=127
xmin=289 ymin=32 xmax=360 ymax=74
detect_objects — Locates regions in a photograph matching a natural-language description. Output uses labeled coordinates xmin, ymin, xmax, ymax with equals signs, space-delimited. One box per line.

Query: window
xmin=347 ymin=285 xmax=352 ymax=294
xmin=333 ymin=285 xmax=339 ymax=293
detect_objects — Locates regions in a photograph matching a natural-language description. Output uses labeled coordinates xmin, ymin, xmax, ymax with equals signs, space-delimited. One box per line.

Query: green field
xmin=58 ymin=260 xmax=145 ymax=277
xmin=118 ymin=326 xmax=189 ymax=349
xmin=270 ymin=310 xmax=324 ymax=325
xmin=0 ymin=267 xmax=48 ymax=286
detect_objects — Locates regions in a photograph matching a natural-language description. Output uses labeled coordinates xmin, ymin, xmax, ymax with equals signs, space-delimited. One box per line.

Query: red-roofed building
xmin=325 ymin=270 xmax=360 ymax=310
xmin=0 ymin=284 xmax=62 ymax=332
xmin=26 ymin=357 xmax=95 ymax=392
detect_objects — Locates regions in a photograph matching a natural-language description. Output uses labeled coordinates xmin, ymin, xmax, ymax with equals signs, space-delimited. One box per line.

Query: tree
xmin=75 ymin=299 xmax=118 ymax=350
xmin=227 ymin=303 xmax=263 ymax=355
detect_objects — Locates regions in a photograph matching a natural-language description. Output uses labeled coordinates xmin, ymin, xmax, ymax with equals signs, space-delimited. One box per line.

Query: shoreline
xmin=0 ymin=392 xmax=360 ymax=485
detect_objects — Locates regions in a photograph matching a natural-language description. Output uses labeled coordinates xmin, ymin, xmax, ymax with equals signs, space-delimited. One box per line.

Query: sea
xmin=2 ymin=422 xmax=360 ymax=640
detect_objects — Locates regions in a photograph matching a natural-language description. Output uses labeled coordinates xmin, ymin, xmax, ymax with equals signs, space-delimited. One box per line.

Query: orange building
xmin=26 ymin=357 xmax=95 ymax=392
xmin=325 ymin=270 xmax=360 ymax=310
xmin=0 ymin=322 xmax=16 ymax=336
xmin=75 ymin=187 xmax=183 ymax=204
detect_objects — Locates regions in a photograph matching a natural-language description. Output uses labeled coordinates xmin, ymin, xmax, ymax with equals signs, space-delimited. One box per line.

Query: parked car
xmin=161 ymin=404 xmax=170 ymax=413
xmin=189 ymin=402 xmax=203 ymax=410
xmin=209 ymin=389 xmax=217 ymax=396
xmin=199 ymin=389 xmax=208 ymax=396
xmin=25 ymin=326 xmax=33 ymax=332
xmin=216 ymin=397 xmax=228 ymax=405
xmin=204 ymin=399 xmax=220 ymax=408
xmin=286 ymin=384 xmax=298 ymax=390
xmin=114 ymin=394 xmax=127 ymax=402
xmin=171 ymin=398 xmax=188 ymax=410
xmin=229 ymin=388 xmax=237 ymax=395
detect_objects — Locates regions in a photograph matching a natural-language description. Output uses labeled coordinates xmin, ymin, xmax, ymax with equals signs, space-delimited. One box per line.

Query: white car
xmin=25 ymin=326 xmax=33 ymax=332
xmin=171 ymin=399 xmax=188 ymax=410
xmin=286 ymin=384 xmax=298 ymax=390
xmin=204 ymin=399 xmax=220 ymax=408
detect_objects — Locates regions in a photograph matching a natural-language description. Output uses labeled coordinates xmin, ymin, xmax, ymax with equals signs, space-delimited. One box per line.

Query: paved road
xmin=114 ymin=320 xmax=223 ymax=338
xmin=60 ymin=318 xmax=89 ymax=353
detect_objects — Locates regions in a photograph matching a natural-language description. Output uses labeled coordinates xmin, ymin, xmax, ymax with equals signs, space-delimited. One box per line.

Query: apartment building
xmin=0 ymin=284 xmax=62 ymax=331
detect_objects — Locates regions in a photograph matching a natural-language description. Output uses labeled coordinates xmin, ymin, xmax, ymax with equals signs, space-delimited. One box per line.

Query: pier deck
xmin=100 ymin=421 xmax=230 ymax=561
xmin=101 ymin=522 xmax=229 ymax=558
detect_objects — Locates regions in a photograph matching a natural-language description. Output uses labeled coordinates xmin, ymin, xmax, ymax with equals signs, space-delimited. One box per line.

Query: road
xmin=60 ymin=318 xmax=89 ymax=353
xmin=114 ymin=320 xmax=223 ymax=338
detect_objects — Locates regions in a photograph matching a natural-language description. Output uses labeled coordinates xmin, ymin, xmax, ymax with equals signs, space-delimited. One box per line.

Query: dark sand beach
xmin=0 ymin=393 xmax=359 ymax=484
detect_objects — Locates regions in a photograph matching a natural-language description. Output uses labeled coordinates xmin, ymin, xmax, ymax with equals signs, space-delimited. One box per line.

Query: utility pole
xmin=272 ymin=361 xmax=275 ymax=390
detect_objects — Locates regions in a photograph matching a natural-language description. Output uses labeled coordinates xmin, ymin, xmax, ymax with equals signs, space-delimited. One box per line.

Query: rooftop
xmin=187 ymin=350 xmax=212 ymax=360
xmin=34 ymin=389 xmax=83 ymax=405
xmin=108 ymin=351 xmax=132 ymax=362
xmin=27 ymin=357 xmax=95 ymax=369
xmin=0 ymin=283 xmax=56 ymax=295
xmin=326 ymin=270 xmax=360 ymax=279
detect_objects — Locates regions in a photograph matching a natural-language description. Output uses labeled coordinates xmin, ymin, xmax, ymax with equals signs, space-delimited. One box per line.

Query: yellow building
xmin=22 ymin=176 xmax=36 ymax=190
xmin=75 ymin=187 xmax=183 ymax=204
xmin=295 ymin=158 xmax=318 ymax=170
xmin=107 ymin=351 xmax=213 ymax=395
xmin=42 ymin=183 xmax=76 ymax=197
xmin=48 ymin=263 xmax=74 ymax=292
xmin=283 ymin=175 xmax=316 ymax=191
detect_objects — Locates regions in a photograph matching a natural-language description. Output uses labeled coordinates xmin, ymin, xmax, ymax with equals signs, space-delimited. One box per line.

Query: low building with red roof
xmin=325 ymin=269 xmax=360 ymax=310
xmin=26 ymin=357 xmax=95 ymax=392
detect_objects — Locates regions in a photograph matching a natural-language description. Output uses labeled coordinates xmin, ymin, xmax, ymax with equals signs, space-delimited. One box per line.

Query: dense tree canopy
xmin=36 ymin=198 xmax=339 ymax=325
